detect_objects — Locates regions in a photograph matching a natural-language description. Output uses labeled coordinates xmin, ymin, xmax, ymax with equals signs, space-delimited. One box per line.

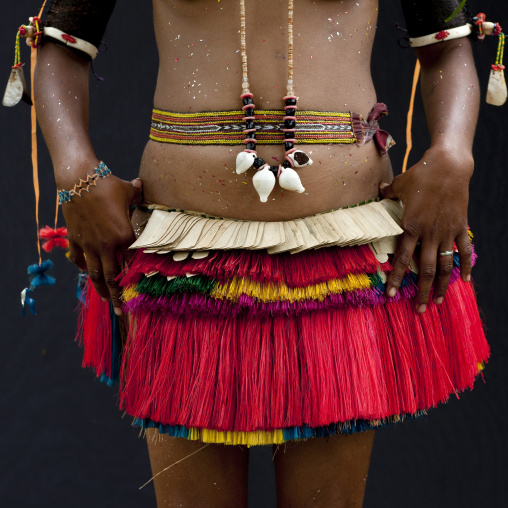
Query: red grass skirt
xmin=79 ymin=243 xmax=488 ymax=445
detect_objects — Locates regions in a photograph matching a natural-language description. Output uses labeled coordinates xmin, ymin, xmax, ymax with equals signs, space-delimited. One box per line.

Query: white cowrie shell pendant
xmin=278 ymin=166 xmax=305 ymax=193
xmin=252 ymin=165 xmax=276 ymax=202
xmin=287 ymin=150 xmax=313 ymax=168
xmin=236 ymin=151 xmax=256 ymax=174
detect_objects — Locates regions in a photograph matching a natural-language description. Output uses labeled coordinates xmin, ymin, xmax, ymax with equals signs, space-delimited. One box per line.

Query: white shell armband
xmin=409 ymin=24 xmax=472 ymax=48
xmin=44 ymin=27 xmax=98 ymax=60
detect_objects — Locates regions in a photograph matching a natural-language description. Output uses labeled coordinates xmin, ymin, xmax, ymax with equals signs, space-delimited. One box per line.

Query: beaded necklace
xmin=235 ymin=0 xmax=313 ymax=202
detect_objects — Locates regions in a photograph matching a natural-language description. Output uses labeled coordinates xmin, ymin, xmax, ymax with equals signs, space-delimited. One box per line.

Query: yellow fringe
xmin=187 ymin=428 xmax=201 ymax=441
xmin=200 ymin=428 xmax=285 ymax=446
xmin=122 ymin=286 xmax=139 ymax=303
xmin=184 ymin=413 xmax=426 ymax=446
xmin=210 ymin=273 xmax=372 ymax=303
xmin=124 ymin=272 xmax=372 ymax=305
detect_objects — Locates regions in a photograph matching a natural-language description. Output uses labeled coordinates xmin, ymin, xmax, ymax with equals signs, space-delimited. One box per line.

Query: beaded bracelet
xmin=58 ymin=161 xmax=111 ymax=204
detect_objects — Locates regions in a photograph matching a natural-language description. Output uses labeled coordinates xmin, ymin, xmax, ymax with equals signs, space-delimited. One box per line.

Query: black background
xmin=1 ymin=1 xmax=507 ymax=507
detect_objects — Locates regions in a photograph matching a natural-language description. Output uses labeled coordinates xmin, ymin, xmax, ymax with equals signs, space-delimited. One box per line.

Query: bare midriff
xmin=139 ymin=0 xmax=393 ymax=222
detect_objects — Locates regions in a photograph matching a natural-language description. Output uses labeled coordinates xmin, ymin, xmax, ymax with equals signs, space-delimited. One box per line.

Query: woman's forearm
xmin=416 ymin=38 xmax=480 ymax=161
xmin=35 ymin=42 xmax=98 ymax=187
xmin=34 ymin=40 xmax=142 ymax=313
xmin=381 ymin=36 xmax=480 ymax=310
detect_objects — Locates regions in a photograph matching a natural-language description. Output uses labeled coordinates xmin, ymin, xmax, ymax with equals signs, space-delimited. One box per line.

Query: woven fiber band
xmin=150 ymin=108 xmax=363 ymax=145
xmin=130 ymin=199 xmax=404 ymax=255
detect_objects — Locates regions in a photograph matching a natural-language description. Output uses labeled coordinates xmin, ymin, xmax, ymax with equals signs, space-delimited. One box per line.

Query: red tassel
xmin=40 ymin=226 xmax=69 ymax=252
xmin=77 ymin=281 xmax=112 ymax=379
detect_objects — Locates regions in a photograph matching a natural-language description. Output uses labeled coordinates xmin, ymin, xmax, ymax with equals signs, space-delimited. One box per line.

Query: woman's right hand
xmin=63 ymin=175 xmax=143 ymax=315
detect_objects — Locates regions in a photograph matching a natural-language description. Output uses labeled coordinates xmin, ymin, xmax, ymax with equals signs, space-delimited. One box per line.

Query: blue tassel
xmin=21 ymin=288 xmax=37 ymax=316
xmin=27 ymin=259 xmax=56 ymax=289
xmin=76 ymin=272 xmax=88 ymax=304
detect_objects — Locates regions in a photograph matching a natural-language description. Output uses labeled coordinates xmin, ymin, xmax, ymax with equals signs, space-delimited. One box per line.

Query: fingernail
xmin=464 ymin=274 xmax=471 ymax=282
xmin=379 ymin=182 xmax=389 ymax=189
xmin=101 ymin=297 xmax=109 ymax=303
xmin=388 ymin=287 xmax=397 ymax=298
xmin=435 ymin=297 xmax=444 ymax=305
xmin=114 ymin=307 xmax=123 ymax=316
xmin=417 ymin=304 xmax=427 ymax=313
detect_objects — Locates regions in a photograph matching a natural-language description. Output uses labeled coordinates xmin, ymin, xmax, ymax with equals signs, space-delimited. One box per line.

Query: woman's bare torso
xmin=139 ymin=0 xmax=393 ymax=221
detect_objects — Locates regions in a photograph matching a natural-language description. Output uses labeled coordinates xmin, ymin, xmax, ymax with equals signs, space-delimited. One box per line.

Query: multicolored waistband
xmin=109 ymin=234 xmax=485 ymax=446
xmin=150 ymin=108 xmax=365 ymax=145
xmin=77 ymin=201 xmax=487 ymax=446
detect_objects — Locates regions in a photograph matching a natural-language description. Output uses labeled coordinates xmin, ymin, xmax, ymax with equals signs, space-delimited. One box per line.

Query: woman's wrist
xmin=58 ymin=161 xmax=112 ymax=204
xmin=425 ymin=144 xmax=474 ymax=178
xmin=54 ymin=156 xmax=101 ymax=188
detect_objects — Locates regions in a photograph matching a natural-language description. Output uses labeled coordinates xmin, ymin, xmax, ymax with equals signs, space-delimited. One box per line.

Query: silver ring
xmin=439 ymin=250 xmax=454 ymax=257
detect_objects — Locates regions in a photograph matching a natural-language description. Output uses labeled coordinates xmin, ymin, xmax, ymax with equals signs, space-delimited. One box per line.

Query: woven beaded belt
xmin=149 ymin=108 xmax=371 ymax=145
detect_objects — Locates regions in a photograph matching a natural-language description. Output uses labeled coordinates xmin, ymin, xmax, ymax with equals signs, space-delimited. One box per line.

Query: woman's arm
xmin=381 ymin=37 xmax=480 ymax=312
xmin=35 ymin=42 xmax=142 ymax=314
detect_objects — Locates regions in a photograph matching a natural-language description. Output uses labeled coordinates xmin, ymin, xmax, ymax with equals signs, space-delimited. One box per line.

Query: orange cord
xmin=402 ymin=59 xmax=421 ymax=173
xmin=30 ymin=0 xmax=48 ymax=265
xmin=54 ymin=193 xmax=59 ymax=229
xmin=30 ymin=44 xmax=41 ymax=264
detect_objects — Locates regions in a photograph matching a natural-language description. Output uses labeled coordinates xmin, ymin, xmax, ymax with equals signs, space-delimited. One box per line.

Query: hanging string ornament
xmin=21 ymin=288 xmax=37 ymax=316
xmin=76 ymin=272 xmax=89 ymax=305
xmin=235 ymin=0 xmax=312 ymax=202
xmin=473 ymin=13 xmax=507 ymax=106
xmin=486 ymin=26 xmax=506 ymax=105
xmin=1 ymin=18 xmax=41 ymax=107
xmin=2 ymin=2 xmax=69 ymax=315
xmin=2 ymin=29 xmax=30 ymax=107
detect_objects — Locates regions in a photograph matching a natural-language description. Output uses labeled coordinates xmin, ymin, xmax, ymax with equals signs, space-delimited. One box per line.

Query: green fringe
xmin=136 ymin=274 xmax=217 ymax=297
xmin=368 ymin=271 xmax=383 ymax=289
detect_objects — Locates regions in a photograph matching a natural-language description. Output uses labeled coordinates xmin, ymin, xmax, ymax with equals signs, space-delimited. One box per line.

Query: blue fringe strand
xmin=130 ymin=411 xmax=426 ymax=443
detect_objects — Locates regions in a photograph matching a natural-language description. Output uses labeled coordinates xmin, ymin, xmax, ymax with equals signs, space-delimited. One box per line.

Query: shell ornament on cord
xmin=236 ymin=0 xmax=312 ymax=203
xmin=236 ymin=146 xmax=311 ymax=201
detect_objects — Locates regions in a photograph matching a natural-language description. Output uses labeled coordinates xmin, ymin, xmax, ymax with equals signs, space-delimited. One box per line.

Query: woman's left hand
xmin=380 ymin=145 xmax=474 ymax=313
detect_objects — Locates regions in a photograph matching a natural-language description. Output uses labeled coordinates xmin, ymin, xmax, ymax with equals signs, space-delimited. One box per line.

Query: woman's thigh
xmin=273 ymin=430 xmax=375 ymax=508
xmin=146 ymin=430 xmax=250 ymax=508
